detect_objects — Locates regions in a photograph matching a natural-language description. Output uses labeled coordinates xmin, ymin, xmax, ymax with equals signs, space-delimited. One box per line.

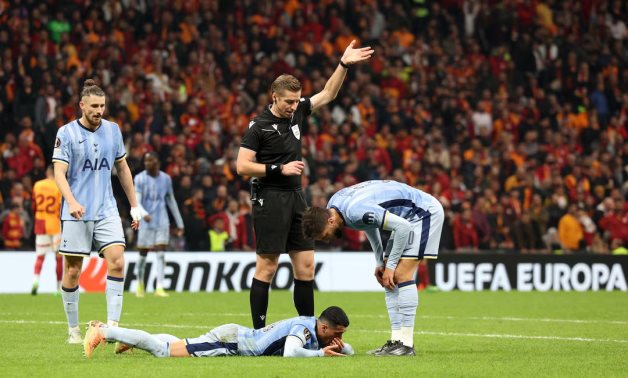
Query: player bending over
xmin=84 ymin=306 xmax=353 ymax=358
xmin=303 ymin=180 xmax=444 ymax=356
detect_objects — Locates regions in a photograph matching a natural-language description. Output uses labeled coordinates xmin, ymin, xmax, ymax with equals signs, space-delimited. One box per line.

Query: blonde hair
xmin=270 ymin=74 xmax=301 ymax=94
xmin=81 ymin=79 xmax=105 ymax=98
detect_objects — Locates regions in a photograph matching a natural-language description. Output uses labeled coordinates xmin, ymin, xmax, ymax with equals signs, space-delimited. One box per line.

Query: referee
xmin=237 ymin=41 xmax=374 ymax=329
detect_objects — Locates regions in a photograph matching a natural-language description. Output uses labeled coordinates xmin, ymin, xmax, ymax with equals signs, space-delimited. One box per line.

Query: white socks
xmin=106 ymin=276 xmax=124 ymax=324
xmin=155 ymin=252 xmax=165 ymax=289
xmin=385 ymin=286 xmax=401 ymax=341
xmin=397 ymin=281 xmax=418 ymax=347
xmin=61 ymin=286 xmax=79 ymax=328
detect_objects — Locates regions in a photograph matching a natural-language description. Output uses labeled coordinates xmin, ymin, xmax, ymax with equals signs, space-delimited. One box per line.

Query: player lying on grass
xmin=84 ymin=306 xmax=353 ymax=358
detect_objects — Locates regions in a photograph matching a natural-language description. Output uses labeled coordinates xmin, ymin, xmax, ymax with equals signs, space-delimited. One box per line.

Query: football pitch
xmin=0 ymin=291 xmax=626 ymax=377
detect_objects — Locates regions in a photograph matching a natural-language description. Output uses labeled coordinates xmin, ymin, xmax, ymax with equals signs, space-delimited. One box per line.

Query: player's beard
xmin=90 ymin=114 xmax=101 ymax=126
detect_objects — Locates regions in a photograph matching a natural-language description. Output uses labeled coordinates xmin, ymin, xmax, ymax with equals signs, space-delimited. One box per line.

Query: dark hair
xmin=302 ymin=207 xmax=330 ymax=239
xmin=270 ymin=74 xmax=301 ymax=94
xmin=319 ymin=306 xmax=349 ymax=327
xmin=81 ymin=79 xmax=105 ymax=98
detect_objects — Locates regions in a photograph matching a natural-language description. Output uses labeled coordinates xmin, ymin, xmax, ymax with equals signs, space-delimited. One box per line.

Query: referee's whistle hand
xmin=281 ymin=161 xmax=305 ymax=176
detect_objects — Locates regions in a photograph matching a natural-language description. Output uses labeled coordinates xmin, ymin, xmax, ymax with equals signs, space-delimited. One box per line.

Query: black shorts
xmin=252 ymin=188 xmax=314 ymax=254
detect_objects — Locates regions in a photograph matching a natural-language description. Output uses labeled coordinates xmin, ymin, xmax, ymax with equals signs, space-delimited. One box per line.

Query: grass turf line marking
xmin=135 ymin=313 xmax=628 ymax=326
xmin=2 ymin=312 xmax=627 ymax=325
xmin=1 ymin=319 xmax=626 ymax=344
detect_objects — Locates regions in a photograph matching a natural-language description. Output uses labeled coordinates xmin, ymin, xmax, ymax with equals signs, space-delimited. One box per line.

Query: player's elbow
xmin=283 ymin=349 xmax=295 ymax=357
xmin=236 ymin=159 xmax=251 ymax=176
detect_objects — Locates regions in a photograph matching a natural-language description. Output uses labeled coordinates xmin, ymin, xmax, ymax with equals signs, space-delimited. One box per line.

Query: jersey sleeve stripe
xmin=115 ymin=153 xmax=127 ymax=162
xmin=52 ymin=158 xmax=69 ymax=165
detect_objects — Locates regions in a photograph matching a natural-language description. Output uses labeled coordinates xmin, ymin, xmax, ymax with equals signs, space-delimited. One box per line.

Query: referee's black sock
xmin=250 ymin=278 xmax=271 ymax=329
xmin=293 ymin=279 xmax=315 ymax=317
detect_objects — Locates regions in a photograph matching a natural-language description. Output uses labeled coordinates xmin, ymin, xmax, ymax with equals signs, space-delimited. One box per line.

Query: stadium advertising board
xmin=430 ymin=254 xmax=627 ymax=292
xmin=0 ymin=252 xmax=625 ymax=293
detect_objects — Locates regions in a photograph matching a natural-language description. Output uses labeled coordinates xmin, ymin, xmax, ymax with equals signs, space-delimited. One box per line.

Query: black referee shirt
xmin=240 ymin=97 xmax=311 ymax=190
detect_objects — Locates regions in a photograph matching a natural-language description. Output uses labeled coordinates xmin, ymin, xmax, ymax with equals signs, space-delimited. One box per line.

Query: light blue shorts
xmin=59 ymin=216 xmax=126 ymax=257
xmin=384 ymin=196 xmax=444 ymax=260
xmin=137 ymin=227 xmax=169 ymax=249
xmin=185 ymin=324 xmax=239 ymax=357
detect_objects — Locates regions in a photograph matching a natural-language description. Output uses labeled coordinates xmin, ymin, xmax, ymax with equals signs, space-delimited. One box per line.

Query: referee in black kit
xmin=237 ymin=41 xmax=373 ymax=328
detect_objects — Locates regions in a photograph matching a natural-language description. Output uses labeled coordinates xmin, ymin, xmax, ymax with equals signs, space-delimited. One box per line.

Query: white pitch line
xmin=368 ymin=329 xmax=628 ymax=344
xmin=417 ymin=315 xmax=628 ymax=325
xmin=0 ymin=319 xmax=626 ymax=344
xmin=146 ymin=312 xmax=628 ymax=326
xmin=1 ymin=312 xmax=627 ymax=325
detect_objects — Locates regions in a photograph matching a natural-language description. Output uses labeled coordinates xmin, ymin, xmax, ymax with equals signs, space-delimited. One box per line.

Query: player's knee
xmin=254 ymin=266 xmax=277 ymax=282
xmin=254 ymin=260 xmax=278 ymax=281
xmin=293 ymin=260 xmax=315 ymax=280
xmin=105 ymin=253 xmax=125 ymax=274
xmin=65 ymin=264 xmax=82 ymax=281
xmin=394 ymin=267 xmax=416 ymax=284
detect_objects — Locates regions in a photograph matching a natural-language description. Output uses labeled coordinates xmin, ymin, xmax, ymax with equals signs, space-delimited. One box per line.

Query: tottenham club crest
xmin=291 ymin=124 xmax=300 ymax=140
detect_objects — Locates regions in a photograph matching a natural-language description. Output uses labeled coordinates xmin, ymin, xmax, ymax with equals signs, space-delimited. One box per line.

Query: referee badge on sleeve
xmin=291 ymin=125 xmax=300 ymax=140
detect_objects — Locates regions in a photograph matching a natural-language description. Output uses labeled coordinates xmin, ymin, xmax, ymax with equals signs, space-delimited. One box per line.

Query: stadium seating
xmin=0 ymin=1 xmax=626 ymax=253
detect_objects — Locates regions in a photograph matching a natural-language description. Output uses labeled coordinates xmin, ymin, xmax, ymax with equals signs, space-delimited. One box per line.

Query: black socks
xmin=250 ymin=278 xmax=270 ymax=329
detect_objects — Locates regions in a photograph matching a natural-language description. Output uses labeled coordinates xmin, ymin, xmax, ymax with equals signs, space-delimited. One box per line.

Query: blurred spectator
xmin=511 ymin=211 xmax=544 ymax=253
xmin=0 ymin=0 xmax=626 ymax=253
xmin=2 ymin=203 xmax=24 ymax=249
xmin=558 ymin=204 xmax=584 ymax=252
xmin=452 ymin=203 xmax=479 ymax=252
xmin=208 ymin=217 xmax=229 ymax=252
xmin=182 ymin=188 xmax=208 ymax=251
xmin=598 ymin=199 xmax=628 ymax=245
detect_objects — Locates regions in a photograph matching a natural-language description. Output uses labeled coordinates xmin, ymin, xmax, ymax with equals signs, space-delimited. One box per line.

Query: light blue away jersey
xmin=134 ymin=170 xmax=184 ymax=230
xmin=327 ymin=180 xmax=433 ymax=230
xmin=52 ymin=119 xmax=126 ymax=221
xmin=237 ymin=316 xmax=319 ymax=356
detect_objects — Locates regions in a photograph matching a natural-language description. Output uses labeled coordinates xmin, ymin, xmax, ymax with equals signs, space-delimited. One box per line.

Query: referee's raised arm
xmin=310 ymin=40 xmax=374 ymax=111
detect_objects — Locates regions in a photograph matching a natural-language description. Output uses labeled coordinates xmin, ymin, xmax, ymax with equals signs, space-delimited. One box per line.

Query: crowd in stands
xmin=0 ymin=0 xmax=626 ymax=253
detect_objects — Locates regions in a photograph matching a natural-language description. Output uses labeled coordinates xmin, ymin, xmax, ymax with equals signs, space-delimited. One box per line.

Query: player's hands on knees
xmin=281 ymin=161 xmax=305 ymax=176
xmin=374 ymin=266 xmax=385 ymax=287
xmin=69 ymin=202 xmax=86 ymax=220
xmin=382 ymin=268 xmax=396 ymax=289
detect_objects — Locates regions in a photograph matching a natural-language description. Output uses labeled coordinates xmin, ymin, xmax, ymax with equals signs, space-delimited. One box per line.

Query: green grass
xmin=0 ymin=291 xmax=627 ymax=377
